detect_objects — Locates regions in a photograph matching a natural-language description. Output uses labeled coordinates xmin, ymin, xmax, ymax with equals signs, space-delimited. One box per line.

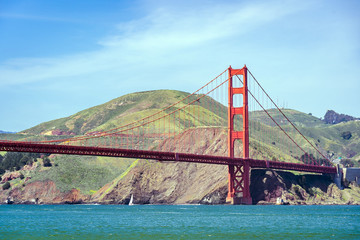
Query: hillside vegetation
xmin=23 ymin=90 xmax=226 ymax=136
xmin=251 ymin=108 xmax=360 ymax=163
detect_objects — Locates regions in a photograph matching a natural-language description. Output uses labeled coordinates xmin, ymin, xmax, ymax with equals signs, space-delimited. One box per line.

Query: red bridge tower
xmin=226 ymin=65 xmax=252 ymax=205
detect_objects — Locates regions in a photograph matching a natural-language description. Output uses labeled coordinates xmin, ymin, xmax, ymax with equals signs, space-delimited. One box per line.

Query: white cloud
xmin=0 ymin=0 xmax=311 ymax=88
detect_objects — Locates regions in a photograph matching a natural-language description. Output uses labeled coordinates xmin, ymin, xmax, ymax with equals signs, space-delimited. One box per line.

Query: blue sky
xmin=0 ymin=0 xmax=359 ymax=132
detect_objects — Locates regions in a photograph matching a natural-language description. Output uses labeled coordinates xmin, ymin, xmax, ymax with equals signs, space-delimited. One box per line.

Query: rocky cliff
xmin=91 ymin=127 xmax=229 ymax=204
xmin=0 ymin=180 xmax=89 ymax=204
xmin=324 ymin=110 xmax=359 ymax=124
xmin=251 ymin=169 xmax=360 ymax=205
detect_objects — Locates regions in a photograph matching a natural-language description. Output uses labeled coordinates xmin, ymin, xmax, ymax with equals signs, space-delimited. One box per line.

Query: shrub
xmin=341 ymin=131 xmax=352 ymax=140
xmin=20 ymin=173 xmax=25 ymax=179
xmin=43 ymin=158 xmax=52 ymax=167
xmin=2 ymin=182 xmax=10 ymax=190
xmin=340 ymin=159 xmax=354 ymax=168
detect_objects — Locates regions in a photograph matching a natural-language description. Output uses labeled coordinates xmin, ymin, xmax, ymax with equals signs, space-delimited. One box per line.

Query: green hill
xmin=23 ymin=90 xmax=226 ymax=136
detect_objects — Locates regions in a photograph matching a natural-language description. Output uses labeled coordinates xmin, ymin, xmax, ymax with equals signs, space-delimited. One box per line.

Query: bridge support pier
xmin=230 ymin=196 xmax=253 ymax=205
xmin=334 ymin=164 xmax=343 ymax=190
xmin=226 ymin=162 xmax=252 ymax=205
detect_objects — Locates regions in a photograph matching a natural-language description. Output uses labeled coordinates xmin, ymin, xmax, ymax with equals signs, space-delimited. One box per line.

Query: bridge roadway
xmin=0 ymin=141 xmax=336 ymax=174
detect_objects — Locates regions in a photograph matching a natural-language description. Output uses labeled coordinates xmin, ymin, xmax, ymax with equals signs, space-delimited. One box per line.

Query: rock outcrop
xmin=0 ymin=180 xmax=89 ymax=204
xmin=1 ymin=171 xmax=21 ymax=183
xmin=324 ymin=110 xmax=359 ymax=124
xmin=251 ymin=169 xmax=360 ymax=205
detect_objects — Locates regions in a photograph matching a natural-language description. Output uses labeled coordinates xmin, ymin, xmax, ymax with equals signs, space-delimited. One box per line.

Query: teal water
xmin=0 ymin=205 xmax=359 ymax=239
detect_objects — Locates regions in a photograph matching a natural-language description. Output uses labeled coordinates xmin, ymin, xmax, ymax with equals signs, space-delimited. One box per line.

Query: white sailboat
xmin=129 ymin=194 xmax=134 ymax=206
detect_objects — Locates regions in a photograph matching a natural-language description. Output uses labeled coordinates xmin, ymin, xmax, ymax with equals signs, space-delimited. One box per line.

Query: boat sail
xmin=129 ymin=194 xmax=134 ymax=206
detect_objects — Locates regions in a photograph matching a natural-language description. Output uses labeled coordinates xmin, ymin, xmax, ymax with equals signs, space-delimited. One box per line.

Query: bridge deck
xmin=0 ymin=141 xmax=336 ymax=174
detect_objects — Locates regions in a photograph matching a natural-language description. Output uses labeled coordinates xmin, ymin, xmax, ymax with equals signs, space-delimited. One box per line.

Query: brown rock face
xmin=93 ymin=161 xmax=228 ymax=204
xmin=251 ymin=169 xmax=360 ymax=205
xmin=92 ymin=127 xmax=229 ymax=204
xmin=1 ymin=172 xmax=21 ymax=183
xmin=0 ymin=180 xmax=89 ymax=204
xmin=323 ymin=110 xmax=359 ymax=124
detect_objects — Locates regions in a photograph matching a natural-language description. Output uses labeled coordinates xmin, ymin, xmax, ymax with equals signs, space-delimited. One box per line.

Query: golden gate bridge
xmin=0 ymin=65 xmax=337 ymax=204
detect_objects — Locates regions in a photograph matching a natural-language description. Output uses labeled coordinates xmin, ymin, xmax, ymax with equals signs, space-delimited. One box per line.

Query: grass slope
xmin=23 ymin=90 xmax=226 ymax=135
xmin=250 ymin=109 xmax=326 ymax=128
xmin=250 ymin=109 xmax=360 ymax=162
xmin=29 ymin=155 xmax=135 ymax=194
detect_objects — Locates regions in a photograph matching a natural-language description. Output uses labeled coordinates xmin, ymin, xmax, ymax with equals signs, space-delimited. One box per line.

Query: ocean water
xmin=0 ymin=205 xmax=359 ymax=239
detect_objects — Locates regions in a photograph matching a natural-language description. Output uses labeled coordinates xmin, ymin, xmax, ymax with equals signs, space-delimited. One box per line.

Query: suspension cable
xmin=246 ymin=70 xmax=332 ymax=165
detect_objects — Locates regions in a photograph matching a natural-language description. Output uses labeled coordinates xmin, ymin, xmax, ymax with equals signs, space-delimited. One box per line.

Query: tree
xmin=300 ymin=153 xmax=315 ymax=164
xmin=0 ymin=152 xmax=40 ymax=172
xmin=20 ymin=155 xmax=32 ymax=166
xmin=1 ymin=152 xmax=23 ymax=170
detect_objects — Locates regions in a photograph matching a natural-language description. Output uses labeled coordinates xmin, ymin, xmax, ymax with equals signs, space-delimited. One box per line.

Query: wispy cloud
xmin=0 ymin=1 xmax=310 ymax=87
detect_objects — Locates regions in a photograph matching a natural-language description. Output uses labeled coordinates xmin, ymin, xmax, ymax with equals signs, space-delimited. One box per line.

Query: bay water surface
xmin=1 ymin=205 xmax=359 ymax=239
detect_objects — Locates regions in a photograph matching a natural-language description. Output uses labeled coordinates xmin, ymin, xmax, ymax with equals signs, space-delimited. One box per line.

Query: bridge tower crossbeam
xmin=226 ymin=65 xmax=252 ymax=205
